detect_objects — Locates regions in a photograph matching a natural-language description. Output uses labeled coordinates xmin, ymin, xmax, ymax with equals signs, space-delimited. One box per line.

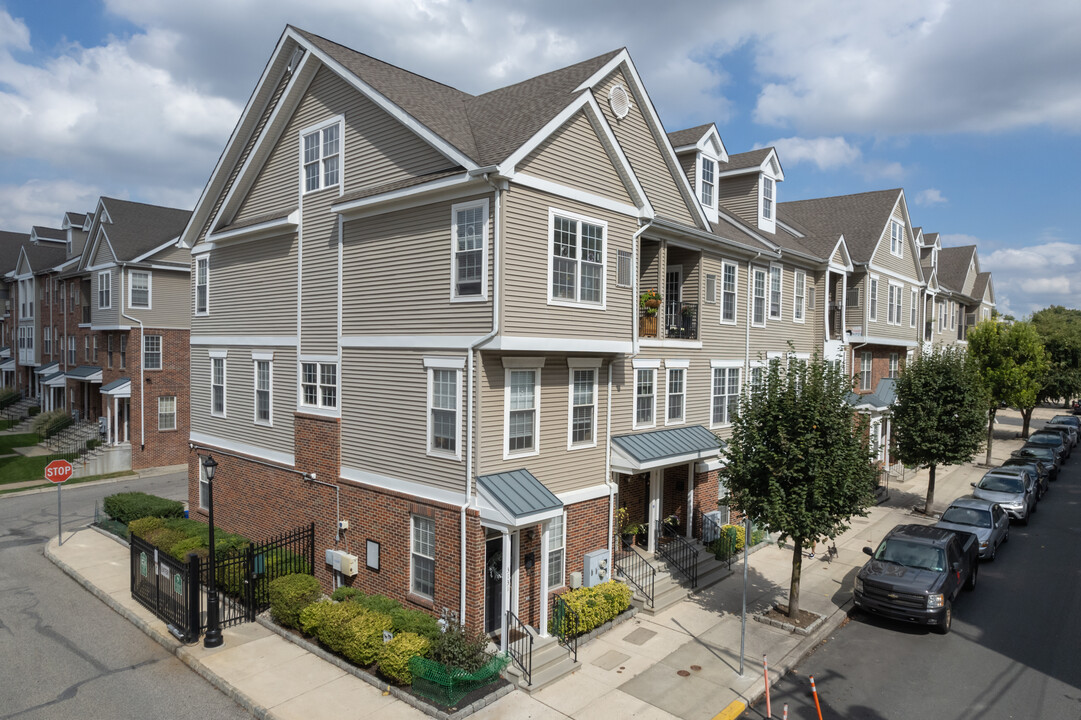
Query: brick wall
xmin=615 ymin=472 xmax=649 ymax=532
xmin=851 ymin=345 xmax=906 ymax=394
xmin=544 ymin=495 xmax=610 ymax=630
xmin=130 ymin=328 xmax=191 ymax=468
xmin=692 ymin=468 xmax=720 ymax=540
xmin=662 ymin=464 xmax=690 ymax=528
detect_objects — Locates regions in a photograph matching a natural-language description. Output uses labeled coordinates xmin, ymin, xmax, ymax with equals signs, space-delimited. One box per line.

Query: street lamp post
xmin=202 ymin=454 xmax=223 ymax=648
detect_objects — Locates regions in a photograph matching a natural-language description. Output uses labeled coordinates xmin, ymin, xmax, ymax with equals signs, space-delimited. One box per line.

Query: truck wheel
xmin=965 ymin=562 xmax=978 ymax=591
xmin=934 ymin=603 xmax=952 ymax=635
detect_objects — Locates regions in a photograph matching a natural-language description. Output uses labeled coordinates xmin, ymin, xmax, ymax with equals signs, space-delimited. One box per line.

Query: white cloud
xmin=914 ymin=188 xmax=947 ymax=206
xmin=765 ymin=136 xmax=862 ymax=170
xmin=983 ymin=240 xmax=1081 ymax=316
xmin=0 ymin=179 xmax=103 ymax=230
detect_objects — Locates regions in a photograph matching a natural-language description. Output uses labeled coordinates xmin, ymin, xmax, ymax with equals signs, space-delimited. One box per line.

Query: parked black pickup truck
xmin=853 ymin=524 xmax=979 ymax=634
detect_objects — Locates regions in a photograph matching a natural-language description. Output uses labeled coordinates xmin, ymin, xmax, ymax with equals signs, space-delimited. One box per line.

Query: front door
xmin=484 ymin=537 xmax=503 ymax=634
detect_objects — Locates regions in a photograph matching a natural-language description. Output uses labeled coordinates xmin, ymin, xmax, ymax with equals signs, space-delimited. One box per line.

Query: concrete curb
xmin=2 ymin=473 xmax=137 ymax=499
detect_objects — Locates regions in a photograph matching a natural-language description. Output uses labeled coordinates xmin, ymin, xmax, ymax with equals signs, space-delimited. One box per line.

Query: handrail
xmin=613 ymin=542 xmax=656 ymax=607
xmin=697 ymin=508 xmax=740 ymax=569
xmin=506 ymin=610 xmax=532 ymax=686
xmin=552 ymin=594 xmax=579 ymax=663
xmin=656 ymin=520 xmax=698 ymax=588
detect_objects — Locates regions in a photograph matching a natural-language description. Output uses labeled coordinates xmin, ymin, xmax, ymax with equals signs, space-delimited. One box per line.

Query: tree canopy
xmin=1030 ymin=306 xmax=1081 ymax=411
xmin=892 ymin=346 xmax=987 ymax=511
xmin=722 ymin=356 xmax=876 ymax=618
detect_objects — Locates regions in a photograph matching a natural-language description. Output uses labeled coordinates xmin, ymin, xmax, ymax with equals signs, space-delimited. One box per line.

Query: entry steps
xmin=628 ymin=544 xmax=735 ymax=616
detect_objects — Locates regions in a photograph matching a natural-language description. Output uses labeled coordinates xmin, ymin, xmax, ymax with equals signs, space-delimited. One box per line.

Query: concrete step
xmin=504 ymin=633 xmax=580 ymax=694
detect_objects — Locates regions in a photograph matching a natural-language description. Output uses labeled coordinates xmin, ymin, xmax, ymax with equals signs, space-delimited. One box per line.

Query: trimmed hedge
xmin=31 ymin=409 xmax=71 ymax=438
xmin=330 ymin=586 xmax=362 ymax=602
xmin=105 ymin=492 xmax=185 ymax=525
xmin=379 ymin=632 xmax=429 ymax=685
xmin=548 ymin=581 xmax=632 ymax=638
xmin=268 ymin=574 xmax=322 ymax=629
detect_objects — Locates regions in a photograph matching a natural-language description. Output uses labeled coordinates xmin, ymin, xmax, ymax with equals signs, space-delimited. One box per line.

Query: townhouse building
xmin=922 ymin=238 xmax=996 ymax=347
xmin=0 ymin=231 xmax=29 ymax=385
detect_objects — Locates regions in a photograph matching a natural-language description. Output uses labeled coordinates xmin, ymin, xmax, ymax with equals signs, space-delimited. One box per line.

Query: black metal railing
xmin=655 ymin=521 xmax=698 ymax=587
xmin=613 ymin=543 xmax=656 ymax=607
xmin=506 ymin=610 xmax=533 ymax=686
xmin=130 ymin=533 xmax=201 ymax=642
xmin=701 ymin=514 xmax=742 ymax=570
xmin=664 ymin=302 xmax=698 ymax=340
xmin=551 ymin=595 xmax=580 ymax=664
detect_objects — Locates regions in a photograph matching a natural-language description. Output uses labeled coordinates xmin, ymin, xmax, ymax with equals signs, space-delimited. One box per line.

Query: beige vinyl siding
xmin=235 ymin=65 xmax=450 ymax=226
xmin=190 ymin=345 xmax=296 ymax=454
xmin=477 ymin=353 xmax=609 ymax=496
xmin=871 ymin=206 xmax=921 ymax=279
xmin=678 ymin=153 xmax=696 ymax=191
xmin=124 ymin=270 xmax=190 ymax=329
xmin=830 ymin=244 xmax=845 ymax=266
xmin=91 ymin=268 xmax=119 ymax=327
xmin=300 ymin=192 xmax=338 ymax=355
xmin=717 ymin=174 xmax=758 ymax=227
xmin=748 ymin=263 xmax=816 ymax=357
xmin=91 ymin=234 xmax=116 ymax=265
xmin=340 ymin=348 xmax=467 ymax=496
xmin=501 ymin=185 xmax=635 ymax=338
xmin=341 ymin=193 xmax=493 ymax=336
xmin=864 ymin=274 xmax=920 ymax=343
xmin=148 ymin=243 xmax=191 ymax=265
xmin=193 ymin=232 xmax=297 ymax=336
xmin=594 ymin=68 xmax=697 ymax=226
xmin=518 ymin=110 xmax=634 ymax=205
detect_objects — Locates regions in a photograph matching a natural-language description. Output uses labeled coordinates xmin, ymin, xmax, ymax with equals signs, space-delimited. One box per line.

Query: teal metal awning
xmin=476 ymin=469 xmax=563 ymax=528
xmin=43 ymin=371 xmax=67 ymax=387
xmin=101 ymin=377 xmax=131 ymax=397
xmin=611 ymin=425 xmax=724 ymax=474
xmin=67 ymin=365 xmax=102 ymax=383
xmin=847 ymin=378 xmax=896 ymax=412
xmin=34 ymin=361 xmax=59 ymax=375
xmin=0 ymin=358 xmax=14 ymax=371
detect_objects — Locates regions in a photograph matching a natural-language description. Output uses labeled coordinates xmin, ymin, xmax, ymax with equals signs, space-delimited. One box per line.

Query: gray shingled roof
xmin=34 ymin=361 xmax=59 ymax=375
xmin=32 ymin=226 xmax=66 ymax=242
xmin=335 ymin=168 xmax=463 ymax=206
xmin=612 ymin=425 xmax=723 ymax=464
xmin=720 ymin=148 xmax=773 ymax=173
xmin=936 ymin=245 xmax=975 ymax=294
xmin=0 ymin=230 xmax=29 ymax=274
xmin=972 ymin=271 xmax=992 ymax=302
xmin=476 ymin=469 xmax=562 ymax=519
xmin=923 ymin=232 xmax=939 ymax=246
xmin=21 ymin=241 xmax=67 ymax=273
xmin=778 ymin=189 xmax=902 ymax=264
xmin=667 ymin=123 xmax=714 ymax=149
xmin=216 ymin=207 xmax=297 ymax=235
xmin=97 ymin=198 xmax=191 ymax=261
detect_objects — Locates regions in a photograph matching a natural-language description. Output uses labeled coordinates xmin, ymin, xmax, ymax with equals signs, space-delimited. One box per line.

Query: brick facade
xmin=851 ymin=345 xmax=907 ymax=394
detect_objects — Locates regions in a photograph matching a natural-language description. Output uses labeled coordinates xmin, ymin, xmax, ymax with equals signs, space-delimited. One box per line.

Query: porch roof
xmin=67 ymin=365 xmax=102 ymax=383
xmin=847 ymin=378 xmax=897 ymax=412
xmin=0 ymin=358 xmax=15 ymax=371
xmin=0 ymin=346 xmax=10 ymax=358
xmin=476 ymin=469 xmax=562 ymax=528
xmin=34 ymin=361 xmax=59 ymax=375
xmin=101 ymin=377 xmax=131 ymax=396
xmin=43 ymin=371 xmax=67 ymax=387
xmin=611 ymin=425 xmax=724 ymax=473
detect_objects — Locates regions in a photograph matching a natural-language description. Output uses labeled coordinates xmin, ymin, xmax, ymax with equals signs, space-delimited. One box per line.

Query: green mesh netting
xmin=409 ymin=654 xmax=510 ymax=707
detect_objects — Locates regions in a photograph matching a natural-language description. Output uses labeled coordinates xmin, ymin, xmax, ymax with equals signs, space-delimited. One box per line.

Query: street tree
xmin=722 ymin=356 xmax=876 ymax=619
xmin=892 ymin=347 xmax=987 ymax=512
xmin=1030 ymin=306 xmax=1081 ymax=425
xmin=967 ymin=320 xmax=1049 ymax=464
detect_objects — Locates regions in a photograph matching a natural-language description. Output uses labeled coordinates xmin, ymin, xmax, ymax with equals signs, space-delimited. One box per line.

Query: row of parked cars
xmin=853 ymin=412 xmax=1080 ymax=635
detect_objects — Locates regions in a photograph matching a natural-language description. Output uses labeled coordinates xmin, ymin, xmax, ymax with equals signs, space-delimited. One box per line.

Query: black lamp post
xmin=202 ymin=454 xmax=223 ymax=648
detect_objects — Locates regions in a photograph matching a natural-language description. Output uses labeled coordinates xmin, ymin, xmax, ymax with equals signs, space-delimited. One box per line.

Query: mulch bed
xmin=761 ymin=604 xmax=821 ymax=629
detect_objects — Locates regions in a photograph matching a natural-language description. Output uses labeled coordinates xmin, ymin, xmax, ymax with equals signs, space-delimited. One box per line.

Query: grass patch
xmin=0 ymin=432 xmax=41 ymax=455
xmin=0 ymin=469 xmax=136 ymax=494
xmin=0 ymin=418 xmax=20 ymax=431
xmin=0 ymin=454 xmax=79 ymax=483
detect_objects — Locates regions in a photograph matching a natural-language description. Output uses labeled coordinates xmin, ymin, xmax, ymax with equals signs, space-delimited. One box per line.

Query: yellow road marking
xmin=713 ymin=700 xmax=747 ymax=720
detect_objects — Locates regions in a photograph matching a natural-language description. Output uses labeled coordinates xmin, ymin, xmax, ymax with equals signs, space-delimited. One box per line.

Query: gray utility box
xmin=583 ymin=549 xmax=610 ymax=587
xmin=703 ymin=510 xmax=724 ymax=543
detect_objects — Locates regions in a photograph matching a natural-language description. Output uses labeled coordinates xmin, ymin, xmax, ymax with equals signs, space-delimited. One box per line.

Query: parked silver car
xmin=935 ymin=496 xmax=1010 ymax=561
xmin=971 ymin=471 xmax=1037 ymax=524
xmin=1044 ymin=422 xmax=1078 ymax=451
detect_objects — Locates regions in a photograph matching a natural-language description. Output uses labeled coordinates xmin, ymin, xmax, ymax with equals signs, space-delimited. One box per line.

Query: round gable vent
xmin=608 ymin=84 xmax=631 ymax=119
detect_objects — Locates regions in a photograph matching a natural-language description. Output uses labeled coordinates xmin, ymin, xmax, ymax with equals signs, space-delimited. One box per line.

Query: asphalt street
xmin=0 ymin=473 xmax=251 ymax=720
xmin=741 ymin=451 xmax=1081 ymax=720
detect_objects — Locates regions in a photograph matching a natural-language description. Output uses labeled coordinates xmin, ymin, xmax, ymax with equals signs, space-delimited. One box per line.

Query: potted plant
xmin=639 ymin=288 xmax=661 ymax=315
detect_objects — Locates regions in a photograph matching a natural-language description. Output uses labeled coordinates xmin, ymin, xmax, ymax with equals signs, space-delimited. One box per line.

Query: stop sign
xmin=45 ymin=459 xmax=73 ymax=484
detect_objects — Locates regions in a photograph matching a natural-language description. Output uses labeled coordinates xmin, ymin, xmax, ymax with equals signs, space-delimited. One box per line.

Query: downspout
xmin=118 ymin=263 xmax=145 ymax=451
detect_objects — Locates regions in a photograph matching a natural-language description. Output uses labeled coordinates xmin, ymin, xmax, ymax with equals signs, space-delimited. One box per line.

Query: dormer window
xmin=700 ymin=157 xmax=715 ymax=207
xmin=762 ymin=177 xmax=774 ymax=220
xmin=890 ymin=220 xmax=903 ymax=258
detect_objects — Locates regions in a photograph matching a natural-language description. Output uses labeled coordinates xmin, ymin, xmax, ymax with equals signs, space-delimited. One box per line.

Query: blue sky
xmin=1 ymin=0 xmax=1078 ymax=316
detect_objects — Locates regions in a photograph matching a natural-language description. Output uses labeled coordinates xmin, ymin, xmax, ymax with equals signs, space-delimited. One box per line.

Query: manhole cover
xmin=690 ymin=665 xmax=702 ymax=671
xmin=677 ymin=669 xmax=690 ymax=677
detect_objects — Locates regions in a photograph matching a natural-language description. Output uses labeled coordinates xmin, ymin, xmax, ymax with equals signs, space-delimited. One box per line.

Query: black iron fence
xmin=506 ymin=610 xmax=532 ymax=686
xmin=613 ymin=542 xmax=656 ymax=608
xmin=664 ymin=302 xmax=698 ymax=340
xmin=130 ymin=533 xmax=201 ymax=642
xmin=655 ymin=520 xmax=698 ymax=587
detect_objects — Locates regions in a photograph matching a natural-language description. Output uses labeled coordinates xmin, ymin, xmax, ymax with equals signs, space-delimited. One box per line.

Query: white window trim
xmin=887 ymin=281 xmax=903 ymax=326
xmin=253 ymin=353 xmax=274 ymax=427
xmin=449 ymin=198 xmax=489 ymax=302
xmin=567 ymin=358 xmax=601 ymax=450
xmin=199 ymin=461 xmax=210 ymax=510
xmin=298 ymin=115 xmax=344 ymax=195
xmin=759 ymin=175 xmax=776 ymax=231
xmin=128 ymin=269 xmax=152 ymax=310
xmin=720 ymin=260 xmax=738 ymax=325
xmin=768 ymin=264 xmax=783 ymax=321
xmin=910 ymin=287 xmax=919 ymax=328
xmin=143 ymin=334 xmax=162 ymax=371
xmin=710 ymin=359 xmax=742 ymax=429
xmin=665 ymin=360 xmax=688 ymax=426
xmin=632 ymin=358 xmax=660 ymax=430
xmin=410 ymin=515 xmax=435 ymax=600
xmin=298 ymin=357 xmax=340 ymax=415
xmin=860 ymin=351 xmax=873 ymax=391
xmin=210 ymin=350 xmax=227 ymax=418
xmin=751 ymin=266 xmax=767 ymax=328
xmin=890 ymin=220 xmax=904 ymax=258
xmin=158 ymin=396 xmax=177 ymax=432
xmin=889 ymin=353 xmax=899 ymax=379
xmin=867 ymin=275 xmax=879 ymax=324
xmin=503 ymin=360 xmax=543 ymax=461
xmin=424 ymin=356 xmax=465 ymax=461
xmin=97 ymin=270 xmax=111 ymax=310
xmin=546 ymin=207 xmax=608 ymax=310
xmin=195 ymin=256 xmax=210 ymax=316
xmin=546 ymin=511 xmax=567 ymax=591
xmin=793 ymin=269 xmax=806 ymax=324
xmin=699 ymin=155 xmax=717 ymax=209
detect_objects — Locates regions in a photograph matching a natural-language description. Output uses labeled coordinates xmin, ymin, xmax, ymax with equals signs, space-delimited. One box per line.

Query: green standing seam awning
xmin=476 ymin=469 xmax=563 ymax=528
xmin=847 ymin=378 xmax=897 ymax=412
xmin=611 ymin=425 xmax=724 ymax=474
xmin=67 ymin=365 xmax=103 ymax=383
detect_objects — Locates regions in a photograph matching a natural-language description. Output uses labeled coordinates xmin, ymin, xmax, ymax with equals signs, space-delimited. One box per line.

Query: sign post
xmin=46 ymin=460 xmax=74 ymax=545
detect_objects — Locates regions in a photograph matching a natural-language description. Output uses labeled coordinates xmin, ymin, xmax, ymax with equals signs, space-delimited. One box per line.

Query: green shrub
xmin=128 ymin=516 xmax=166 ymax=539
xmin=338 ymin=609 xmax=394 ymax=666
xmin=379 ymin=632 xmax=429 ymax=685
xmin=330 ymin=586 xmax=362 ymax=602
xmin=30 ymin=409 xmax=70 ymax=437
xmin=269 ymin=574 xmax=322 ymax=629
xmin=0 ymin=388 xmax=20 ymax=409
xmin=428 ymin=621 xmax=492 ymax=673
xmin=313 ymin=602 xmax=367 ymax=650
xmin=299 ymin=599 xmax=336 ymax=636
xmin=28 ymin=406 xmax=40 ymax=417
xmin=389 ymin=607 xmax=442 ymax=641
xmin=104 ymin=492 xmax=185 ymax=524
xmin=142 ymin=527 xmax=188 ymax=554
xmin=358 ymin=593 xmax=401 ymax=614
xmin=548 ymin=581 xmax=632 ymax=638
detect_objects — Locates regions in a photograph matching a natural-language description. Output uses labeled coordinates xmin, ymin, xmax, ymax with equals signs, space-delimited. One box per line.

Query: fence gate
xmin=130 ymin=534 xmax=201 ymax=642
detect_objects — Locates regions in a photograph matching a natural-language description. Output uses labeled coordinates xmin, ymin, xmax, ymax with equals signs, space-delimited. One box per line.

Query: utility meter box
xmin=339 ymin=552 xmax=359 ymax=576
xmin=583 ymin=549 xmax=609 ymax=587
xmin=326 ymin=548 xmax=342 ymax=571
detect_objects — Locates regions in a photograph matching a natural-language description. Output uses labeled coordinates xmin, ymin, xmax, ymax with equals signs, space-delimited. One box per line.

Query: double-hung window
xmin=129 ymin=270 xmax=150 ymax=309
xmin=43 ymin=327 xmax=51 ymax=356
xmin=868 ymin=277 xmax=879 ymax=322
xmin=301 ymin=361 xmax=337 ymax=410
xmin=762 ymin=177 xmax=774 ymax=220
xmin=549 ymin=210 xmax=606 ymax=307
xmin=211 ymin=352 xmax=226 ymax=417
xmin=887 ymin=283 xmax=902 ymax=325
xmin=910 ymin=288 xmax=919 ymax=327
xmin=752 ymin=267 xmax=767 ymax=326
xmin=504 ymin=358 xmax=542 ymax=458
xmin=144 ymin=335 xmax=162 ymax=370
xmin=665 ymin=361 xmax=687 ymax=425
xmin=254 ymin=353 xmax=273 ymax=425
xmin=68 ymin=336 xmax=76 ymax=365
xmin=700 ymin=157 xmax=715 ymax=207
xmin=793 ymin=270 xmax=806 ymax=322
xmin=721 ymin=261 xmax=738 ymax=324
xmin=889 ymin=353 xmax=899 ymax=379
xmin=425 ymin=357 xmax=463 ymax=459
xmin=768 ymin=265 xmax=782 ymax=320
xmin=158 ymin=396 xmax=176 ymax=431
xmin=302 ymin=120 xmax=341 ymax=193
xmin=451 ymin=200 xmax=488 ymax=299
xmin=950 ymin=301 xmax=957 ymax=330
xmin=411 ymin=515 xmax=435 ymax=600
xmin=749 ymin=362 xmax=767 ymax=392
xmin=711 ymin=362 xmax=741 ymax=427
xmin=633 ymin=360 xmax=658 ymax=429
xmin=119 ymin=335 xmax=127 ymax=369
xmin=199 ymin=461 xmax=210 ymax=510
xmin=195 ymin=256 xmax=209 ymax=315
xmin=97 ymin=271 xmax=111 ymax=309
xmin=568 ymin=359 xmax=599 ymax=448
xmin=546 ymin=513 xmax=565 ymax=589
xmin=860 ymin=351 xmax=873 ymax=391
xmin=890 ymin=220 xmax=904 ymax=257
xmin=92 ymin=335 xmax=98 ymax=362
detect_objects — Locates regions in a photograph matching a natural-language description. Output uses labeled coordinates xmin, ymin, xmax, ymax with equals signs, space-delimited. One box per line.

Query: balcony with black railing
xmin=664 ymin=302 xmax=698 ymax=340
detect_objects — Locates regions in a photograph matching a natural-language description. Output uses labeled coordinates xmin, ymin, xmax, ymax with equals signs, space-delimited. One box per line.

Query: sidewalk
xmin=43 ymin=409 xmax=1051 ymax=720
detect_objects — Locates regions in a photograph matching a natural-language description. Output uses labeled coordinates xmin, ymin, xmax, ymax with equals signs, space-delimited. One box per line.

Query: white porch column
xmin=499 ymin=530 xmax=511 ymax=654
xmin=123 ymin=400 xmax=129 ymax=443
xmin=539 ymin=521 xmax=551 ymax=637
xmin=105 ymin=400 xmax=112 ymax=445
xmin=686 ymin=462 xmax=695 ymax=540
xmin=647 ymin=469 xmax=662 ymax=553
